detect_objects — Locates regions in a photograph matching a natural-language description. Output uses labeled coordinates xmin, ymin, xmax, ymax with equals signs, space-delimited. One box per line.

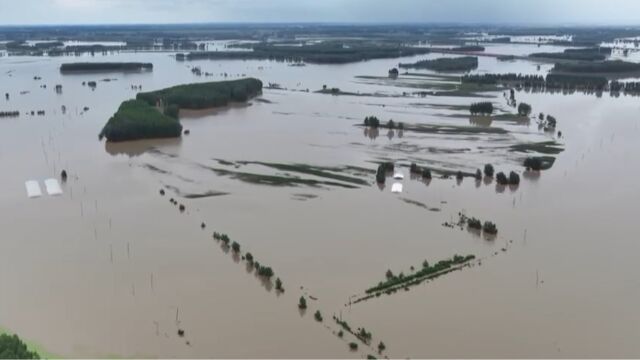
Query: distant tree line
xmin=399 ymin=56 xmax=478 ymax=72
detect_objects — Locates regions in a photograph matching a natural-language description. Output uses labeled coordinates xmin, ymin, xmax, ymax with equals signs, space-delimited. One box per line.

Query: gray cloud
xmin=1 ymin=0 xmax=640 ymax=25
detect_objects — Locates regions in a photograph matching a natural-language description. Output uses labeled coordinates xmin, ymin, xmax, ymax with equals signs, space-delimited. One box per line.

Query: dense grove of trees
xmin=99 ymin=100 xmax=183 ymax=142
xmin=469 ymin=102 xmax=494 ymax=115
xmin=399 ymin=56 xmax=478 ymax=72
xmin=610 ymin=81 xmax=640 ymax=93
xmin=0 ymin=334 xmax=39 ymax=359
xmin=462 ymin=73 xmax=545 ymax=86
xmin=137 ymin=78 xmax=263 ymax=110
xmin=180 ymin=42 xmax=432 ymax=64
xmin=450 ymin=45 xmax=485 ymax=52
xmin=553 ymin=60 xmax=640 ymax=74
xmin=60 ymin=62 xmax=153 ymax=72
xmin=462 ymin=72 xmax=609 ymax=91
xmin=545 ymin=74 xmax=608 ymax=90
xmin=529 ymin=51 xmax=607 ymax=61
xmin=0 ymin=111 xmax=20 ymax=117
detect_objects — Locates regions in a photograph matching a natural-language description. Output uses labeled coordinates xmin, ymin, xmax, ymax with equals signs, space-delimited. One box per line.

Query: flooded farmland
xmin=1 ymin=40 xmax=640 ymax=358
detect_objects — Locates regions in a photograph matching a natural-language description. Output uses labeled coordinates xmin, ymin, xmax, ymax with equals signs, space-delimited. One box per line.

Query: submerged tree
xmin=517 ymin=102 xmax=532 ymax=116
xmin=484 ymin=164 xmax=495 ymax=177
xmin=298 ymin=296 xmax=307 ymax=309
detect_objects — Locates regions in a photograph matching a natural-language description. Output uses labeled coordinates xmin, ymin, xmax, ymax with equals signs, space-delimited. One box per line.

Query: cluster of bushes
xmin=0 ymin=333 xmax=39 ymax=359
xmin=399 ymin=56 xmax=478 ymax=72
xmin=363 ymin=116 xmax=380 ymax=128
xmin=376 ymin=162 xmax=394 ymax=183
xmin=99 ymin=100 xmax=183 ymax=142
xmin=465 ymin=215 xmax=499 ymax=235
xmin=60 ymin=62 xmax=153 ymax=72
xmin=137 ymin=78 xmax=263 ymax=110
xmin=496 ymin=171 xmax=520 ymax=186
xmin=365 ymin=254 xmax=476 ymax=294
xmin=469 ymin=102 xmax=494 ymax=115
xmin=0 ymin=111 xmax=19 ymax=117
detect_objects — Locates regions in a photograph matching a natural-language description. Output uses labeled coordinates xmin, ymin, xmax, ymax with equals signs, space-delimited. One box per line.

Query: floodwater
xmin=1 ymin=43 xmax=639 ymax=358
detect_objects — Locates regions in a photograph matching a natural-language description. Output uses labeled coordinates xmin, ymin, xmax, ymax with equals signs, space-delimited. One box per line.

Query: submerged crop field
xmin=1 ymin=20 xmax=640 ymax=359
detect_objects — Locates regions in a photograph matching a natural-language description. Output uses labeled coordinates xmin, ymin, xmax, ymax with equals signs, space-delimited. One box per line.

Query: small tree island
xmin=100 ymin=78 xmax=263 ymax=142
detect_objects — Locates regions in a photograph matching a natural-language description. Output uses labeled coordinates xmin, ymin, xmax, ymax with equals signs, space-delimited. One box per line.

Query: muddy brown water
xmin=0 ymin=47 xmax=639 ymax=358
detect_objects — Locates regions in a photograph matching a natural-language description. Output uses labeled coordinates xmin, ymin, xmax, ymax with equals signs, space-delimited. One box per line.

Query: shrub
xmin=245 ymin=252 xmax=254 ymax=263
xmin=349 ymin=342 xmax=358 ymax=350
xmin=231 ymin=241 xmax=240 ymax=253
xmin=378 ymin=341 xmax=386 ymax=352
xmin=275 ymin=278 xmax=284 ymax=292
xmin=387 ymin=119 xmax=395 ymax=129
xmin=475 ymin=169 xmax=482 ymax=180
xmin=298 ymin=296 xmax=307 ymax=309
xmin=410 ymin=163 xmax=419 ymax=174
xmin=314 ymin=310 xmax=323 ymax=322
xmin=422 ymin=168 xmax=432 ymax=179
xmin=456 ymin=171 xmax=464 ymax=180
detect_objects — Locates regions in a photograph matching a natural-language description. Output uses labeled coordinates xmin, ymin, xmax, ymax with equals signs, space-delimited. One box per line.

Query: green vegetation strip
xmin=365 ymin=254 xmax=476 ymax=295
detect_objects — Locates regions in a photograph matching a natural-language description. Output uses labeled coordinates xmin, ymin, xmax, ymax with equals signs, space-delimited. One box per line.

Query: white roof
xmin=393 ymin=172 xmax=404 ymax=180
xmin=25 ymin=180 xmax=42 ymax=198
xmin=391 ymin=182 xmax=403 ymax=193
xmin=44 ymin=178 xmax=63 ymax=196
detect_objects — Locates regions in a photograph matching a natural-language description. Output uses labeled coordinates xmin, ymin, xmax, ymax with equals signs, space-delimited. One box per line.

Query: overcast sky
xmin=1 ymin=0 xmax=640 ymax=25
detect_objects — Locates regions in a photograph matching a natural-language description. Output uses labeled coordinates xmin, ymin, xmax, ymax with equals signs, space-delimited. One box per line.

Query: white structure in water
xmin=44 ymin=178 xmax=63 ymax=196
xmin=25 ymin=180 xmax=42 ymax=198
xmin=393 ymin=172 xmax=404 ymax=180
xmin=391 ymin=182 xmax=403 ymax=193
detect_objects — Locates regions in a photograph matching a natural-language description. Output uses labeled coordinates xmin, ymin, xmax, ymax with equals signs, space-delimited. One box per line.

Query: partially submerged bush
xmin=496 ymin=172 xmax=509 ymax=185
xmin=509 ymin=171 xmax=520 ymax=185
xmin=298 ymin=296 xmax=307 ymax=309
xmin=484 ymin=164 xmax=495 ymax=177
xmin=483 ymin=221 xmax=498 ymax=234
xmin=467 ymin=217 xmax=482 ymax=230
